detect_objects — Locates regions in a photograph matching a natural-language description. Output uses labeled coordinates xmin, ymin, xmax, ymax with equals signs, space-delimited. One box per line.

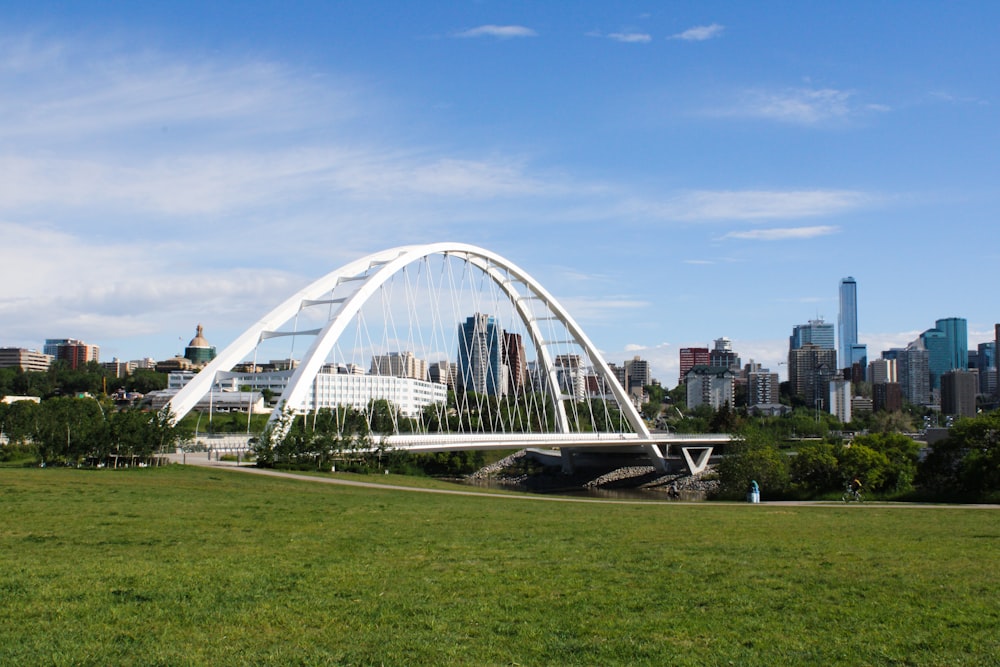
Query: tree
xmin=106 ymin=408 xmax=180 ymax=464
xmin=367 ymin=399 xmax=397 ymax=434
xmin=851 ymin=432 xmax=920 ymax=493
xmin=251 ymin=409 xmax=298 ymax=467
xmin=835 ymin=444 xmax=890 ymax=492
xmin=714 ymin=426 xmax=790 ymax=499
xmin=123 ymin=370 xmax=168 ymax=394
xmin=0 ymin=399 xmax=39 ymax=445
xmin=918 ymin=410 xmax=1000 ymax=500
xmin=709 ymin=403 xmax=741 ymax=433
xmin=869 ymin=410 xmax=915 ymax=434
xmin=34 ymin=397 xmax=107 ymax=464
xmin=789 ymin=442 xmax=840 ymax=495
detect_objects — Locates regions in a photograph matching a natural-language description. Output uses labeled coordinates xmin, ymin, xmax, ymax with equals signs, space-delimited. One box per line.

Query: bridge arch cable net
xmin=165 ymin=243 xmax=653 ymax=450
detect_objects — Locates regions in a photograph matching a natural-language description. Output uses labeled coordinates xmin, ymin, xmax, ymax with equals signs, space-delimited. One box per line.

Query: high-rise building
xmin=971 ymin=342 xmax=996 ymax=395
xmin=847 ymin=343 xmax=868 ymax=379
xmin=897 ymin=347 xmax=931 ymax=406
xmin=678 ymin=347 xmax=709 ymax=384
xmin=873 ymin=382 xmax=903 ymax=413
xmin=868 ymin=358 xmax=897 ymax=384
xmin=917 ymin=317 xmax=968 ymax=390
xmin=43 ymin=338 xmax=99 ymax=369
xmin=918 ymin=328 xmax=948 ymax=391
xmin=428 ymin=360 xmax=455 ymax=388
xmin=996 ymin=324 xmax=1000 ymax=401
xmin=624 ymin=356 xmax=650 ymax=394
xmin=371 ymin=351 xmax=427 ymax=381
xmin=790 ymin=320 xmax=835 ymax=351
xmin=935 ymin=317 xmax=968 ymax=372
xmin=102 ymin=358 xmax=138 ymax=379
xmin=838 ymin=277 xmax=859 ymax=367
xmin=747 ymin=370 xmax=780 ymax=407
xmin=709 ymin=337 xmax=741 ymax=371
xmin=503 ymin=332 xmax=527 ymax=394
xmin=829 ymin=378 xmax=852 ymax=423
xmin=941 ymin=370 xmax=977 ymax=417
xmin=554 ymin=355 xmax=586 ymax=400
xmin=457 ymin=313 xmax=506 ymax=396
xmin=788 ymin=343 xmax=838 ymax=410
xmin=685 ymin=366 xmax=736 ymax=410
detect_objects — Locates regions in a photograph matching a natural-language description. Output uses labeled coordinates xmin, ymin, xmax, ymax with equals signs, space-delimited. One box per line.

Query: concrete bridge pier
xmin=560 ymin=449 xmax=576 ymax=474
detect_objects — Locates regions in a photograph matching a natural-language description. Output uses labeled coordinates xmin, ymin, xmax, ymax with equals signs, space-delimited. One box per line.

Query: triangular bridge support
xmin=680 ymin=446 xmax=715 ymax=475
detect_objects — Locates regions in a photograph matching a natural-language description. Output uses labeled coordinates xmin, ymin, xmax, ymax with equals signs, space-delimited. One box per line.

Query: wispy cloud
xmin=648 ymin=189 xmax=870 ymax=222
xmin=721 ymin=225 xmax=839 ymax=241
xmin=453 ymin=25 xmax=537 ymax=39
xmin=671 ymin=24 xmax=725 ymax=41
xmin=0 ymin=221 xmax=303 ymax=347
xmin=557 ymin=297 xmax=649 ymax=324
xmin=715 ymin=87 xmax=888 ymax=125
xmin=608 ymin=32 xmax=652 ymax=43
xmin=929 ymin=91 xmax=990 ymax=106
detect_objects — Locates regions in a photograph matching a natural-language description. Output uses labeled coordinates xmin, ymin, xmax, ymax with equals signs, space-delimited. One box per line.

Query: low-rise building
xmin=0 ymin=348 xmax=53 ymax=373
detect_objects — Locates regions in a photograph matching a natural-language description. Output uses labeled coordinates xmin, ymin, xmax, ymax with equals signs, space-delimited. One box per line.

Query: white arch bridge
xmin=167 ymin=243 xmax=732 ymax=474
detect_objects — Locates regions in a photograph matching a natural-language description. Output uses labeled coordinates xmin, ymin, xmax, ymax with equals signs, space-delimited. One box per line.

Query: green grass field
xmin=1 ymin=466 xmax=998 ymax=666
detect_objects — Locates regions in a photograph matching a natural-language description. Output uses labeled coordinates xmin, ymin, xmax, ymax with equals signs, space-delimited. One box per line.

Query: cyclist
xmin=844 ymin=477 xmax=863 ymax=502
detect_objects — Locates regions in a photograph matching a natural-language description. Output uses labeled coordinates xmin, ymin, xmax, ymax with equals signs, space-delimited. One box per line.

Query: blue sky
xmin=1 ymin=1 xmax=998 ymax=385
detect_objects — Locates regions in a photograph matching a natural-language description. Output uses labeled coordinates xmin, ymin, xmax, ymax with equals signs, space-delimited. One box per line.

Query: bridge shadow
xmin=466 ymin=450 xmax=718 ymax=500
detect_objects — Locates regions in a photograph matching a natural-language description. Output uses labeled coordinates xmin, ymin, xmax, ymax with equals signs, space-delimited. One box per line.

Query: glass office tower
xmin=839 ymin=277 xmax=858 ymax=368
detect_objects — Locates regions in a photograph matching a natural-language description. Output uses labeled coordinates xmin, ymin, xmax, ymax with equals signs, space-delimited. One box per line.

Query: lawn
xmin=0 ymin=466 xmax=997 ymax=666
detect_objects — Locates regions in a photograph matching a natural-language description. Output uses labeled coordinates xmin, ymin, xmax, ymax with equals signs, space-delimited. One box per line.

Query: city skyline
xmin=1 ymin=3 xmax=998 ymax=384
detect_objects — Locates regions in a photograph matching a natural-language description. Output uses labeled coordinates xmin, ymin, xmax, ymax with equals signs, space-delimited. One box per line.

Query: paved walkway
xmin=166 ymin=451 xmax=1000 ymax=508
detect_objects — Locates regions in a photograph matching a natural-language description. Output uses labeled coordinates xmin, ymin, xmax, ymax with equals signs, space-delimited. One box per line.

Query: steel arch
xmin=166 ymin=243 xmax=657 ymax=455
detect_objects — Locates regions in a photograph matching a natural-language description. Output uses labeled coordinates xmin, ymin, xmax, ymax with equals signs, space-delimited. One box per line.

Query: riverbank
xmin=466 ymin=449 xmax=720 ymax=500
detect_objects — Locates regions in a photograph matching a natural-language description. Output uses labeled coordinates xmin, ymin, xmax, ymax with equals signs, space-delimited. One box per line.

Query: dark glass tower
xmin=839 ymin=277 xmax=858 ymax=367
xmin=457 ymin=313 xmax=504 ymax=396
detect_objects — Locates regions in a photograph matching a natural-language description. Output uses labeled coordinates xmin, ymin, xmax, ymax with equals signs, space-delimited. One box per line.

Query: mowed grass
xmin=1 ymin=467 xmax=998 ymax=666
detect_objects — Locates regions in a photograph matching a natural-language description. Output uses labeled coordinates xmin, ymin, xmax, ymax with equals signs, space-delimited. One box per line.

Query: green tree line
xmin=0 ymin=361 xmax=168 ymax=399
xmin=0 ymin=398 xmax=180 ymax=467
xmin=714 ymin=410 xmax=1000 ymax=502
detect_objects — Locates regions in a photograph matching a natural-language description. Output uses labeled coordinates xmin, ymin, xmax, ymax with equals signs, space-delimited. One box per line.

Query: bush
xmin=714 ymin=426 xmax=790 ymax=500
xmin=918 ymin=410 xmax=1000 ymax=500
xmin=789 ymin=442 xmax=840 ymax=495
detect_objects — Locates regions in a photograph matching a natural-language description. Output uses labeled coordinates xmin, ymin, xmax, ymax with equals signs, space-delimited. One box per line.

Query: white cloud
xmin=454 ymin=25 xmax=537 ymax=39
xmin=651 ymin=189 xmax=869 ymax=222
xmin=0 ymin=56 xmax=355 ymax=144
xmin=721 ymin=225 xmax=839 ymax=241
xmin=608 ymin=32 xmax=652 ymax=43
xmin=0 ymin=221 xmax=304 ymax=348
xmin=671 ymin=24 xmax=725 ymax=41
xmin=929 ymin=91 xmax=989 ymax=106
xmin=715 ymin=87 xmax=888 ymax=125
xmin=556 ymin=297 xmax=649 ymax=325
xmin=746 ymin=88 xmax=852 ymax=124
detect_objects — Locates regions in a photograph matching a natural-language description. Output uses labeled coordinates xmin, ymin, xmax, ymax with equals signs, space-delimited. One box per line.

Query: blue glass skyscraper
xmin=457 ymin=313 xmax=505 ymax=396
xmin=839 ymin=277 xmax=860 ymax=367
xmin=935 ymin=317 xmax=968 ymax=372
xmin=790 ymin=319 xmax=836 ymax=351
xmin=919 ymin=317 xmax=968 ymax=390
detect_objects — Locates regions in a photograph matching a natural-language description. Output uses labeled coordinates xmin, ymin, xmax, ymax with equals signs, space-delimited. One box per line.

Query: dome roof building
xmin=184 ymin=324 xmax=217 ymax=366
